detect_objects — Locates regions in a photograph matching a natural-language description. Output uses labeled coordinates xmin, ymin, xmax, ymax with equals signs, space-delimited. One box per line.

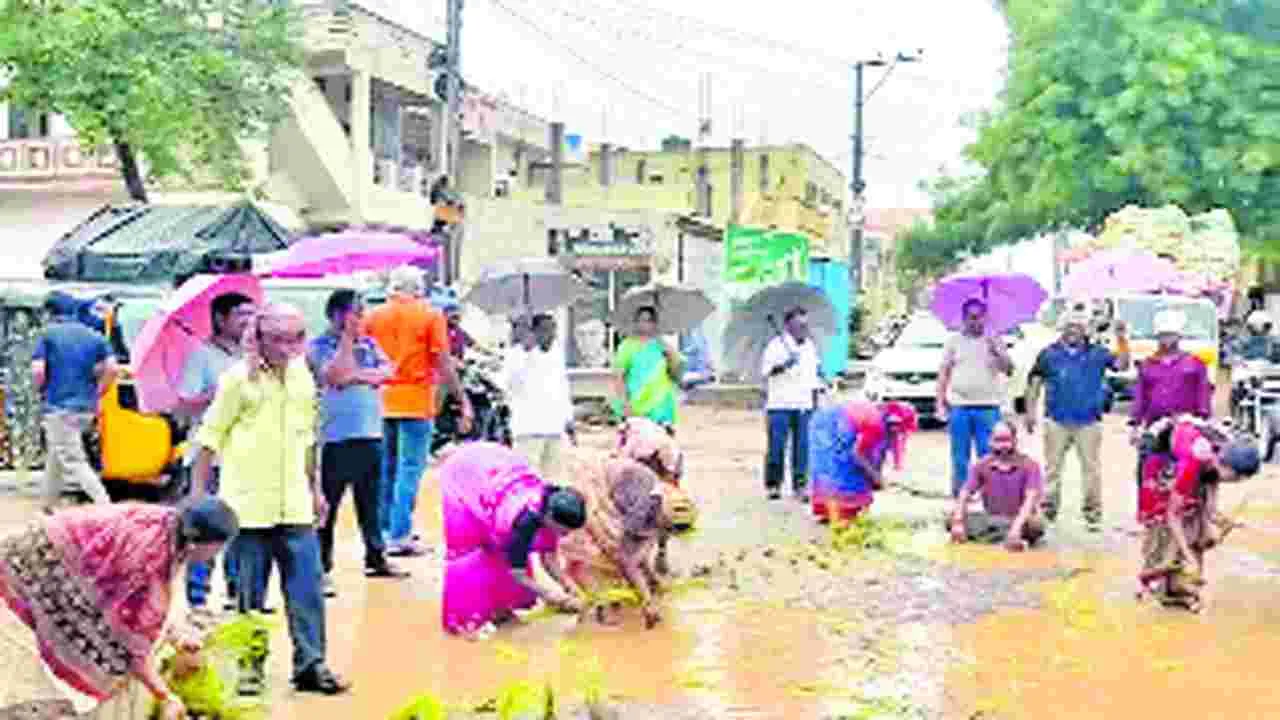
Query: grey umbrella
xmin=463 ymin=257 xmax=588 ymax=316
xmin=722 ymin=282 xmax=838 ymax=382
xmin=612 ymin=282 xmax=716 ymax=336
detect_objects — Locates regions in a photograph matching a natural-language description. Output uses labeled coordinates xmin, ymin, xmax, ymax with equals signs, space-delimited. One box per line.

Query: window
xmin=636 ymin=159 xmax=647 ymax=185
xmin=759 ymin=154 xmax=770 ymax=192
xmin=7 ymin=107 xmax=49 ymax=139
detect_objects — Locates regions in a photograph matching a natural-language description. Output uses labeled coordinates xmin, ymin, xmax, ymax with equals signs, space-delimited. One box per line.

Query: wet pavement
xmin=3 ymin=403 xmax=1280 ymax=719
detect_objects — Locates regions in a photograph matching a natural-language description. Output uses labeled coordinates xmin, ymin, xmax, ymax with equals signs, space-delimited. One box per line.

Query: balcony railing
xmin=0 ymin=139 xmax=119 ymax=182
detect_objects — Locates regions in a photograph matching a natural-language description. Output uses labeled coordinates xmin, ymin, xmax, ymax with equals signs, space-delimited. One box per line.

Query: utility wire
xmin=593 ymin=0 xmax=861 ymax=69
xmin=487 ymin=0 xmax=695 ymax=120
xmin=533 ymin=0 xmax=999 ymax=104
xmin=501 ymin=0 xmax=851 ymax=96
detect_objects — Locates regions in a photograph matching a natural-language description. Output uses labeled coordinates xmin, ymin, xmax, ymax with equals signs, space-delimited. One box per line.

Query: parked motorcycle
xmin=431 ymin=349 xmax=513 ymax=454
xmin=1229 ymin=360 xmax=1280 ymax=461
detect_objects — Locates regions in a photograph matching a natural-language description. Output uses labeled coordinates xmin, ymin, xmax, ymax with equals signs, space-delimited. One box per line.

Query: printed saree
xmin=0 ymin=504 xmax=181 ymax=717
xmin=559 ymin=452 xmax=667 ymax=594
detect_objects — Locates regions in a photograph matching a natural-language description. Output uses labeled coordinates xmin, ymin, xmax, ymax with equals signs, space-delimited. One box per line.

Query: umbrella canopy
xmin=131 ymin=274 xmax=264 ymax=414
xmin=463 ymin=257 xmax=586 ymax=315
xmin=612 ymin=282 xmax=715 ymax=336
xmin=42 ymin=202 xmax=293 ymax=284
xmin=254 ymin=230 xmax=439 ymax=278
xmin=929 ymin=272 xmax=1047 ymax=335
xmin=721 ymin=282 xmax=837 ymax=382
xmin=1063 ymin=248 xmax=1180 ymax=299
xmin=931 ymin=270 xmax=1049 ymax=335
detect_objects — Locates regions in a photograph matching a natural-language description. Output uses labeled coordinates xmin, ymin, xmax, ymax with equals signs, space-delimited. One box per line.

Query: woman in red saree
xmin=1137 ymin=415 xmax=1259 ymax=612
xmin=0 ymin=498 xmax=238 ymax=719
xmin=808 ymin=401 xmax=918 ymax=522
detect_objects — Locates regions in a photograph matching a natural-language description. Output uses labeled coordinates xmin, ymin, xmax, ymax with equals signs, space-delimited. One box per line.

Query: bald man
xmin=192 ymin=304 xmax=349 ymax=696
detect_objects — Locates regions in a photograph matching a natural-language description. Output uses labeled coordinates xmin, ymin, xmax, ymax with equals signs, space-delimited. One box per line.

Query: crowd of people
xmin=0 ymin=273 xmax=1269 ymax=718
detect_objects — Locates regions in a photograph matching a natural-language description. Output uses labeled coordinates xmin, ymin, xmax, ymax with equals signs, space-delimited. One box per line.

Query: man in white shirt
xmin=760 ymin=307 xmax=823 ymax=501
xmin=501 ymin=313 xmax=575 ymax=478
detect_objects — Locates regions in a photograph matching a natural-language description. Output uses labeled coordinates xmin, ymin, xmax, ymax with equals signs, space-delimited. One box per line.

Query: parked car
xmin=862 ymin=314 xmax=1052 ymax=424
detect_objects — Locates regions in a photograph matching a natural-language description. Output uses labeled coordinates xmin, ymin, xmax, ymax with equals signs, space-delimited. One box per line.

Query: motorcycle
xmin=1229 ymin=360 xmax=1280 ymax=461
xmin=431 ymin=349 xmax=513 ymax=455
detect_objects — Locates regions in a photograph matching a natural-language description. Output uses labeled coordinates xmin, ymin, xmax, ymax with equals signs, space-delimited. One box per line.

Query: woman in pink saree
xmin=0 ymin=497 xmax=238 ymax=719
xmin=440 ymin=442 xmax=588 ymax=635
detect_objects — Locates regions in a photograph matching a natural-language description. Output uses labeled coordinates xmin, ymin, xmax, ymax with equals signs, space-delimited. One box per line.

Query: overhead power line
xmin=487 ymin=0 xmax=695 ymax=120
xmin=500 ymin=0 xmax=851 ymax=96
xmin=594 ymin=0 xmax=860 ymax=69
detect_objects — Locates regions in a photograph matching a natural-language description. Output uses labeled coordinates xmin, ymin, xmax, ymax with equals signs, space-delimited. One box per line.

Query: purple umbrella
xmin=1063 ymin=248 xmax=1180 ymax=299
xmin=929 ymin=272 xmax=1047 ymax=335
xmin=254 ymin=230 xmax=440 ymax=278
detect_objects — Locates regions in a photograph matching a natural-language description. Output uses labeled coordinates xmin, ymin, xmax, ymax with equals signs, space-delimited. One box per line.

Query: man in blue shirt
xmin=30 ymin=291 xmax=117 ymax=514
xmin=1025 ymin=312 xmax=1130 ymax=529
xmin=307 ymin=289 xmax=408 ymax=596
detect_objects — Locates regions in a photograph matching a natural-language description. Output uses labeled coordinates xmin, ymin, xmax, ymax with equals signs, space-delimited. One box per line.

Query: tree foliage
xmin=898 ymin=0 xmax=1280 ymax=276
xmin=0 ymin=0 xmax=302 ymax=201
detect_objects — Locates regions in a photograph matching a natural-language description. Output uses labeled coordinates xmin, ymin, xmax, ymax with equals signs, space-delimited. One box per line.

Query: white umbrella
xmin=612 ymin=282 xmax=715 ymax=336
xmin=722 ymin=282 xmax=838 ymax=382
xmin=463 ymin=257 xmax=587 ymax=315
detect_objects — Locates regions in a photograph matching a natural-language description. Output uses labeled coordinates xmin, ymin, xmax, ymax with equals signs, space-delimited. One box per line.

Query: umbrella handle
xmin=766 ymin=313 xmax=783 ymax=335
xmin=522 ymin=273 xmax=531 ymax=311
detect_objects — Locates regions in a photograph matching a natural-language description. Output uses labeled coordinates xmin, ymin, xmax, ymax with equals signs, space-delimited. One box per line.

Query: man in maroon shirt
xmin=948 ymin=421 xmax=1045 ymax=552
xmin=1128 ymin=310 xmax=1212 ymax=492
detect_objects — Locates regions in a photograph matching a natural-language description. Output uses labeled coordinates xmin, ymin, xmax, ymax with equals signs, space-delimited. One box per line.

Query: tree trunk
xmin=113 ymin=139 xmax=148 ymax=203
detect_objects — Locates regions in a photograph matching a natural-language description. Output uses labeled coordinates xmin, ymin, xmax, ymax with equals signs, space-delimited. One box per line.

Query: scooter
xmin=1229 ymin=360 xmax=1280 ymax=461
xmin=431 ymin=349 xmax=513 ymax=454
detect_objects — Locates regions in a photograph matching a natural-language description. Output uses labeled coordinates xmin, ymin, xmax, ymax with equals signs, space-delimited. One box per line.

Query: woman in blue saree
xmin=808 ymin=401 xmax=918 ymax=522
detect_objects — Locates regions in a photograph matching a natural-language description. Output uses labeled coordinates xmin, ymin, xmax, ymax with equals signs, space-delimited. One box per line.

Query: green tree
xmin=0 ymin=0 xmax=301 ymax=202
xmin=898 ymin=0 xmax=1280 ymax=276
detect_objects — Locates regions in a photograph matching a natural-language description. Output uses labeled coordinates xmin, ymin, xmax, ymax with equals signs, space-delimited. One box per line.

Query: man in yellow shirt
xmin=191 ymin=303 xmax=349 ymax=697
xmin=362 ymin=266 xmax=472 ymax=556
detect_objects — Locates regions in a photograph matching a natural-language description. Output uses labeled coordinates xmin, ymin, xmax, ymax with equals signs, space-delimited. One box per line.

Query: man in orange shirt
xmin=363 ymin=266 xmax=473 ymax=556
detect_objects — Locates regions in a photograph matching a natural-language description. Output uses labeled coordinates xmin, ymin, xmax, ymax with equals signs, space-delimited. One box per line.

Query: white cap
xmin=388 ymin=265 xmax=425 ymax=294
xmin=1153 ymin=309 xmax=1187 ymax=336
xmin=1059 ymin=312 xmax=1091 ymax=331
xmin=1247 ymin=310 xmax=1271 ymax=330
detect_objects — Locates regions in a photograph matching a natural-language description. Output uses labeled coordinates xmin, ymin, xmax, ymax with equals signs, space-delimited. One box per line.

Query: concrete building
xmin=0 ymin=0 xmax=549 ymax=283
xmin=861 ymin=208 xmax=931 ymax=319
xmin=507 ymin=141 xmax=850 ymax=260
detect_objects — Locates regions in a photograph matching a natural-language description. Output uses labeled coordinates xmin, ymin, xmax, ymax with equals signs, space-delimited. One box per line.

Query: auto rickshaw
xmin=0 ymin=282 xmax=187 ymax=499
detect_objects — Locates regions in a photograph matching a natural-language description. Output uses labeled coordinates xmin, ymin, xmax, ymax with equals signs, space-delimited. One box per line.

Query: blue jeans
xmin=949 ymin=405 xmax=1001 ymax=497
xmin=186 ymin=467 xmax=242 ymax=607
xmin=381 ymin=418 xmax=435 ymax=545
xmin=232 ymin=526 xmax=326 ymax=678
xmin=765 ymin=409 xmax=812 ymax=491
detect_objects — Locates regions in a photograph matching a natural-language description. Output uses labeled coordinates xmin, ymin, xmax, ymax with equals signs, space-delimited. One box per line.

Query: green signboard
xmin=723 ymin=225 xmax=809 ymax=301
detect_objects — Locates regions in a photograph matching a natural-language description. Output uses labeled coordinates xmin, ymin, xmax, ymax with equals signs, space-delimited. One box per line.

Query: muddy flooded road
xmin=4 ymin=406 xmax=1280 ymax=718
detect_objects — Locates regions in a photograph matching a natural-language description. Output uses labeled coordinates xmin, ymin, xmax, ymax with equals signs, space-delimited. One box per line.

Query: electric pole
xmin=443 ymin=0 xmax=463 ymax=284
xmin=849 ymin=50 xmax=922 ymax=293
xmin=445 ymin=0 xmax=463 ymax=179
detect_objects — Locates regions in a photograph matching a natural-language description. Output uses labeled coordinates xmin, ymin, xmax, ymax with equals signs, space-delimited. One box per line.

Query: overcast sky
xmin=363 ymin=0 xmax=1008 ymax=209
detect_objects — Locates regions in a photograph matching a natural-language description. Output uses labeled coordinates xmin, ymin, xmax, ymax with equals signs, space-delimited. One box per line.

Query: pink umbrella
xmin=255 ymin=231 xmax=439 ymax=278
xmin=1063 ymin=248 xmax=1180 ymax=299
xmin=131 ymin=274 xmax=264 ymax=413
xmin=929 ymin=271 xmax=1047 ymax=335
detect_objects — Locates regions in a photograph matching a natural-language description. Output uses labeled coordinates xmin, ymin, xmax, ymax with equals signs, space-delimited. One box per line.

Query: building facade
xmin=508 ymin=142 xmax=849 ymax=260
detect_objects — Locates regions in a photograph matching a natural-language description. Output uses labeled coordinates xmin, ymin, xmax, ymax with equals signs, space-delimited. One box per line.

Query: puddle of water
xmin=264 ymin=480 xmax=864 ymax=720
xmin=948 ymin=553 xmax=1280 ymax=719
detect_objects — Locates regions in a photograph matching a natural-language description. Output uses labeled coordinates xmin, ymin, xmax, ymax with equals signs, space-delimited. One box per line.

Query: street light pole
xmin=849 ymin=50 xmax=922 ymax=294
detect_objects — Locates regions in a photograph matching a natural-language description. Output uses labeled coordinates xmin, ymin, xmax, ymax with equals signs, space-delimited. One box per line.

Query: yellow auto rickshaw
xmin=0 ymin=282 xmax=186 ymax=499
